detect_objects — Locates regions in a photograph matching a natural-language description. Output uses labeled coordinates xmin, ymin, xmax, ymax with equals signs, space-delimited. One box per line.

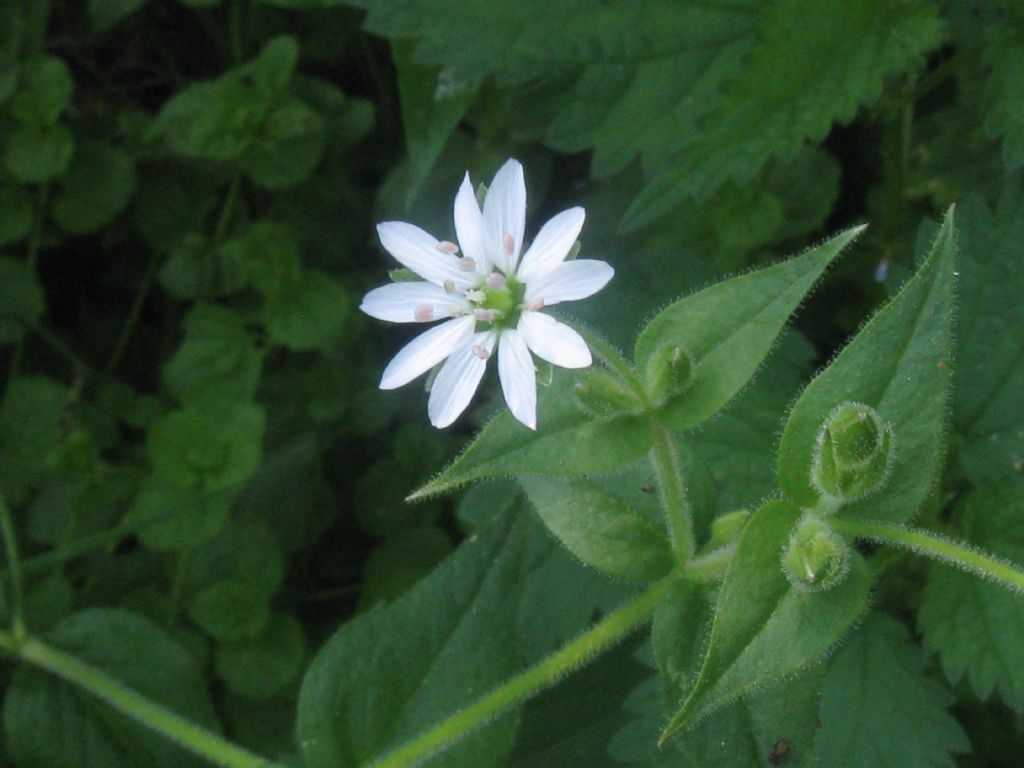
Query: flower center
xmin=471 ymin=273 xmax=526 ymax=330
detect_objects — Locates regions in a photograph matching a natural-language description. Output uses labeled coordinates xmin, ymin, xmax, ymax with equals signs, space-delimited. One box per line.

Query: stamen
xmin=456 ymin=257 xmax=477 ymax=271
xmin=471 ymin=344 xmax=491 ymax=360
xmin=443 ymin=279 xmax=455 ymax=294
xmin=486 ymin=272 xmax=507 ymax=290
xmin=473 ymin=308 xmax=497 ymax=322
xmin=414 ymin=304 xmax=435 ymax=322
xmin=503 ymin=233 xmax=515 ymax=255
xmin=465 ymin=289 xmax=485 ymax=303
xmin=448 ymin=304 xmax=465 ymax=316
xmin=527 ymin=298 xmax=545 ymax=312
xmin=436 ymin=240 xmax=459 ymax=254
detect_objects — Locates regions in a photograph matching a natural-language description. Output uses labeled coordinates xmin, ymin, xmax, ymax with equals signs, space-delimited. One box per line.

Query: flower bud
xmin=574 ymin=370 xmax=642 ymax=417
xmin=781 ymin=514 xmax=849 ymax=591
xmin=811 ymin=402 xmax=893 ymax=503
xmin=645 ymin=344 xmax=692 ymax=404
xmin=706 ymin=508 xmax=750 ymax=550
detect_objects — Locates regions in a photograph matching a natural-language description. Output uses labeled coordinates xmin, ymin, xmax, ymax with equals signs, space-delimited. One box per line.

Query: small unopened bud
xmin=573 ymin=370 xmax=642 ymax=417
xmin=436 ymin=240 xmax=459 ymax=254
xmin=706 ymin=509 xmax=750 ymax=550
xmin=781 ymin=513 xmax=849 ymax=592
xmin=811 ymin=402 xmax=893 ymax=503
xmin=645 ymin=344 xmax=693 ymax=403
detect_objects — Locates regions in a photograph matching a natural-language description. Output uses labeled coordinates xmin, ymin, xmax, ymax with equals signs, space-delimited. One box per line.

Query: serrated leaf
xmin=520 ymin=475 xmax=673 ymax=582
xmin=52 ymin=141 xmax=136 ymax=234
xmin=661 ymin=499 xmax=870 ymax=740
xmin=0 ymin=257 xmax=44 ymax=343
xmin=410 ymin=373 xmax=654 ymax=500
xmin=129 ymin=476 xmax=232 ymax=551
xmin=954 ymin=187 xmax=1024 ymax=483
xmin=816 ymin=615 xmax=969 ymax=768
xmin=623 ymin=0 xmax=945 ymax=229
xmin=263 ymin=270 xmax=349 ymax=350
xmin=635 ymin=226 xmax=862 ymax=432
xmin=778 ymin=208 xmax=956 ymax=522
xmin=215 ymin=612 xmax=305 ymax=699
xmin=163 ymin=304 xmax=262 ymax=404
xmin=3 ymin=609 xmax=220 ymax=768
xmin=919 ymin=480 xmax=1024 ymax=712
xmin=240 ymin=97 xmax=325 ymax=188
xmin=297 ymin=511 xmax=530 ymax=768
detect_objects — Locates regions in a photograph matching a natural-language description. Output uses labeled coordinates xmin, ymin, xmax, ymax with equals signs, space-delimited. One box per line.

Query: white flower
xmin=360 ymin=158 xmax=614 ymax=430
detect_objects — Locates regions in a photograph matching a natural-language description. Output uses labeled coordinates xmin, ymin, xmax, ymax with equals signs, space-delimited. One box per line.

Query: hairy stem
xmin=832 ymin=518 xmax=1024 ymax=595
xmin=0 ymin=497 xmax=26 ymax=640
xmin=650 ymin=427 xmax=694 ymax=565
xmin=0 ymin=632 xmax=280 ymax=768
xmin=364 ymin=579 xmax=669 ymax=768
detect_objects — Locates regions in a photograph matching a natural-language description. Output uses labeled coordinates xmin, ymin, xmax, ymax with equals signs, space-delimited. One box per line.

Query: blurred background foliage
xmin=0 ymin=0 xmax=1022 ymax=766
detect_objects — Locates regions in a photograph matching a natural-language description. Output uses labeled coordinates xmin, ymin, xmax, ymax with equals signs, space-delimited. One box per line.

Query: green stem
xmin=649 ymin=427 xmax=694 ymax=565
xmin=215 ymin=173 xmax=242 ymax=243
xmin=364 ymin=579 xmax=669 ymax=768
xmin=832 ymin=518 xmax=1024 ymax=595
xmin=0 ymin=632 xmax=279 ymax=768
xmin=0 ymin=497 xmax=26 ymax=640
xmin=683 ymin=544 xmax=735 ymax=583
xmin=557 ymin=317 xmax=650 ymax=405
xmin=105 ymin=250 xmax=161 ymax=375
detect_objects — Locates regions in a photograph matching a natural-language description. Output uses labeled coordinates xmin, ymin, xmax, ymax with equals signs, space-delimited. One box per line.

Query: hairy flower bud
xmin=706 ymin=508 xmax=750 ymax=550
xmin=811 ymin=402 xmax=893 ymax=503
xmin=781 ymin=514 xmax=849 ymax=591
xmin=645 ymin=344 xmax=692 ymax=404
xmin=574 ymin=370 xmax=642 ymax=417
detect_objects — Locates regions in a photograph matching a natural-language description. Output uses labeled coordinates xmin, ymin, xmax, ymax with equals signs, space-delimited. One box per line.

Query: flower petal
xmin=498 ymin=329 xmax=537 ymax=430
xmin=524 ymin=259 xmax=615 ymax=306
xmin=428 ymin=331 xmax=497 ymax=428
xmin=517 ymin=207 xmax=585 ymax=283
xmin=454 ymin=173 xmax=488 ymax=271
xmin=360 ymin=282 xmax=468 ymax=323
xmin=519 ymin=312 xmax=592 ymax=369
xmin=484 ymin=159 xmax=526 ymax=274
xmin=377 ymin=221 xmax=474 ymax=289
xmin=380 ymin=316 xmax=475 ymax=390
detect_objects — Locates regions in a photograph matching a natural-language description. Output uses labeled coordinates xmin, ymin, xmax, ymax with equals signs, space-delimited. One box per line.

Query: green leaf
xmin=177 ymin=516 xmax=285 ymax=601
xmin=980 ymin=20 xmax=1024 ymax=170
xmin=0 ymin=256 xmax=44 ymax=343
xmin=218 ymin=221 xmax=303 ymax=296
xmin=816 ymin=615 xmax=969 ymax=768
xmin=8 ymin=54 xmax=72 ymax=126
xmin=4 ymin=123 xmax=74 ymax=183
xmin=297 ymin=511 xmax=531 ymax=768
xmin=89 ymin=0 xmax=146 ymax=31
xmin=163 ymin=304 xmax=262 ymax=404
xmin=129 ymin=476 xmax=232 ymax=551
xmin=635 ymin=226 xmax=862 ymax=431
xmin=358 ymin=525 xmax=453 ymax=610
xmin=3 ymin=608 xmax=220 ymax=768
xmin=0 ymin=376 xmax=66 ymax=506
xmin=661 ymin=499 xmax=870 ymax=740
xmin=0 ymin=184 xmax=32 ymax=246
xmin=919 ymin=481 xmax=1024 ymax=712
xmin=214 ymin=612 xmax=306 ymax=699
xmin=777 ymin=209 xmax=956 ymax=522
xmin=146 ymin=398 xmax=265 ymax=491
xmin=239 ymin=98 xmax=325 ymax=188
xmin=52 ymin=141 xmax=136 ymax=234
xmin=519 ymin=475 xmax=673 ymax=582
xmin=263 ymin=270 xmax=349 ymax=350
xmin=392 ymin=40 xmax=478 ymax=206
xmin=188 ymin=579 xmax=270 ymax=642
xmin=953 ymin=187 xmax=1024 ymax=484
xmin=623 ymin=0 xmax=945 ymax=229
xmin=410 ymin=373 xmax=655 ymax=500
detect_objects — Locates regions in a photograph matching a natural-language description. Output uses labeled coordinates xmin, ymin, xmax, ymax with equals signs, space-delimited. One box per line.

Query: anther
xmin=456 ymin=257 xmax=477 ymax=271
xmin=414 ymin=304 xmax=435 ymax=322
xmin=473 ymin=308 xmax=497 ymax=322
xmin=486 ymin=273 xmax=507 ymax=290
xmin=471 ymin=344 xmax=491 ymax=360
xmin=527 ymin=298 xmax=545 ymax=312
xmin=465 ymin=289 xmax=485 ymax=303
xmin=448 ymin=304 xmax=465 ymax=316
xmin=443 ymin=279 xmax=455 ymax=294
xmin=436 ymin=240 xmax=459 ymax=254
xmin=503 ymin=233 xmax=515 ymax=255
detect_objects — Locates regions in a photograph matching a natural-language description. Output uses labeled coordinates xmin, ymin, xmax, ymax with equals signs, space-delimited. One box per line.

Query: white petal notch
xmin=362 ymin=159 xmax=614 ymax=429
